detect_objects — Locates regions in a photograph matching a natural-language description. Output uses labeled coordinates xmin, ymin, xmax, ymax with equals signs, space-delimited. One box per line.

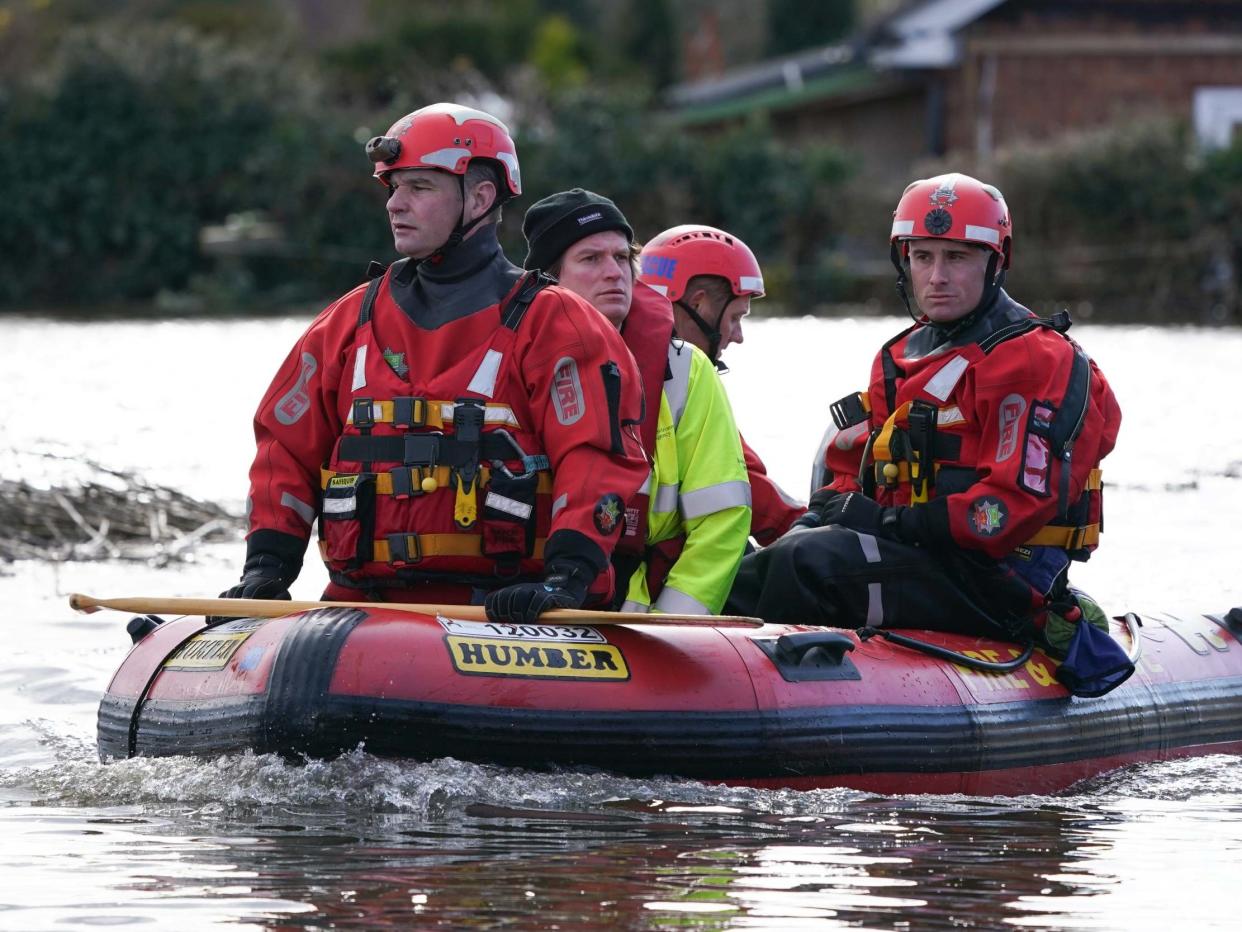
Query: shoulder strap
xmin=880 ymin=323 xmax=917 ymax=412
xmin=500 ymin=271 xmax=556 ymax=332
xmin=978 ymin=309 xmax=1072 ymax=354
xmin=356 ymin=274 xmax=386 ymax=328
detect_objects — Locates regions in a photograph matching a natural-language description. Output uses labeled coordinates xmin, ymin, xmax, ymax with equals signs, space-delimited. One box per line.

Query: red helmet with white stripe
xmin=638 ymin=225 xmax=765 ymax=302
xmin=365 ymin=102 xmax=521 ymax=196
xmin=890 ymin=173 xmax=1011 ymax=268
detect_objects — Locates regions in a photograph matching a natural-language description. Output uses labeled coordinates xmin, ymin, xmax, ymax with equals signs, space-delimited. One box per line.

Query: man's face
xmin=555 ymin=230 xmax=633 ymax=328
xmin=716 ymin=295 xmax=751 ymax=354
xmin=907 ymin=238 xmax=990 ymax=323
xmin=385 ymin=168 xmax=464 ymax=259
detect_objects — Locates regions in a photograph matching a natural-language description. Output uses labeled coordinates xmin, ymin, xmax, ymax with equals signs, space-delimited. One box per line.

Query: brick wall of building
xmin=942 ymin=9 xmax=1242 ymax=158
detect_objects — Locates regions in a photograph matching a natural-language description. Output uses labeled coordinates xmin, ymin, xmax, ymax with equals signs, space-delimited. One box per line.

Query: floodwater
xmin=2 ymin=314 xmax=1241 ymax=930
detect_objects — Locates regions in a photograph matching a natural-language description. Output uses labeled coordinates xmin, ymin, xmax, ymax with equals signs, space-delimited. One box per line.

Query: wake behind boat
xmin=96 ymin=603 xmax=1242 ymax=795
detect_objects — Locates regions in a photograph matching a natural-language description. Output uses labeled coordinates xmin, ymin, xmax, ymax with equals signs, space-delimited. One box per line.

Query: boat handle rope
xmin=858 ymin=628 xmax=1035 ymax=672
xmin=862 ymin=612 xmax=1144 ymax=673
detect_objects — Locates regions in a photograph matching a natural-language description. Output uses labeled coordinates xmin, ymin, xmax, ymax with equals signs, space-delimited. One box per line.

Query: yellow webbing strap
xmin=1022 ymin=469 xmax=1104 ymax=549
xmin=346 ymin=399 xmax=520 ymax=429
xmin=1024 ymin=523 xmax=1100 ymax=549
xmin=872 ymin=401 xmax=936 ymax=500
xmin=869 ymin=401 xmax=911 ymax=463
xmin=321 ymin=467 xmax=553 ymax=496
xmin=317 ymin=535 xmax=548 ymax=564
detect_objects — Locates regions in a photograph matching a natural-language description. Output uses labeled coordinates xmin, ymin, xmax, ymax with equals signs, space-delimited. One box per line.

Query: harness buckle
xmin=351 ymin=398 xmax=375 ymax=428
xmin=386 ymin=532 xmax=422 ymax=566
xmin=392 ymin=397 xmax=427 ymax=429
xmin=830 ymin=392 xmax=871 ymax=430
xmin=389 ymin=466 xmax=433 ymax=499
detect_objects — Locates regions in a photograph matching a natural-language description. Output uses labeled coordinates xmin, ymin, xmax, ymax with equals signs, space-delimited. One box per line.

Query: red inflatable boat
xmin=98 ymin=606 xmax=1242 ymax=795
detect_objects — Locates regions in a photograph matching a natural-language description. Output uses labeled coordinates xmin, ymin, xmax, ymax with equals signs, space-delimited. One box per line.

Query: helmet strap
xmin=423 ymin=173 xmax=509 ymax=264
xmin=891 ymin=242 xmax=918 ymax=323
xmin=675 ymin=298 xmax=726 ymax=370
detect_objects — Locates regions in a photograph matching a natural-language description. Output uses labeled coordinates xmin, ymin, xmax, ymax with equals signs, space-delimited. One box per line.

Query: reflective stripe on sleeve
xmin=652 ymin=586 xmax=712 ymax=616
xmin=280 ymin=492 xmax=316 ymax=526
xmin=619 ymin=599 xmax=650 ymax=613
xmin=652 ymin=483 xmax=680 ymax=515
xmin=679 ymin=480 xmax=752 ymax=520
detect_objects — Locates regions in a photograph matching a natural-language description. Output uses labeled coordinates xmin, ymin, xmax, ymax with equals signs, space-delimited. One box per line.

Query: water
xmin=2 ymin=314 xmax=1241 ymax=929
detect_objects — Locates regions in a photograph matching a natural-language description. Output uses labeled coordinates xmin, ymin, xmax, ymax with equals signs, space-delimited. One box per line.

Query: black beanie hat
xmin=522 ymin=188 xmax=634 ymax=272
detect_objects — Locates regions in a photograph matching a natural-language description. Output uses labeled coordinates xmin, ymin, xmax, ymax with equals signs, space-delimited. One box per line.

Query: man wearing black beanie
xmin=522 ymin=189 xmax=752 ymax=615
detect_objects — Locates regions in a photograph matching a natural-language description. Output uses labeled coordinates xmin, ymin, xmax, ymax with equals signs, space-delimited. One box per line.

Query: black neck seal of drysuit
xmin=389 ymin=223 xmax=523 ymax=329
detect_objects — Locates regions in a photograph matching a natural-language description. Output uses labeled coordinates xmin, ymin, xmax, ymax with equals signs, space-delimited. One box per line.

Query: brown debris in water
xmin=0 ymin=454 xmax=242 ymax=564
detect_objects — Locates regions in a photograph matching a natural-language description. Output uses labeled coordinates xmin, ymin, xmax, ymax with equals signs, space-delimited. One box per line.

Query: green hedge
xmin=3 ymin=22 xmax=1238 ymax=323
xmin=0 ymin=23 xmax=388 ymax=311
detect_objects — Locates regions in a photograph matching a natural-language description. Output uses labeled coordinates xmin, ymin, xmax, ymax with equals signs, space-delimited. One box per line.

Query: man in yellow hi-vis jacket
xmin=522 ymin=189 xmax=751 ymax=614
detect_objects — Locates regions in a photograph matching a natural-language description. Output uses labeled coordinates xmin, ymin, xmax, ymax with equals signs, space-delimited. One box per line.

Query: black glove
xmin=820 ymin=493 xmax=956 ymax=551
xmin=210 ymin=532 xmax=303 ymax=624
xmin=219 ymin=564 xmax=292 ymax=601
xmin=818 ymin=491 xmax=899 ymax=538
xmin=485 ymin=557 xmax=595 ymax=625
xmin=791 ymin=487 xmax=845 ymax=530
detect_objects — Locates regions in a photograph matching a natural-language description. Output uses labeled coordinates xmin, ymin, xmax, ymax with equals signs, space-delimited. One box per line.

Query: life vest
xmin=830 ymin=310 xmax=1106 ymax=561
xmin=615 ymin=282 xmax=676 ymax=555
xmin=318 ymin=269 xmax=562 ymax=590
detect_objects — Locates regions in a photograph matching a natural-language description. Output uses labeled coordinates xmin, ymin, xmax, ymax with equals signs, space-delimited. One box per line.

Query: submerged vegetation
xmin=0 ymin=453 xmax=241 ymax=564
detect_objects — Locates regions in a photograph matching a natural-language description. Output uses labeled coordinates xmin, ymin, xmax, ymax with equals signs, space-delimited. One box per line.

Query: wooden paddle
xmin=67 ymin=593 xmax=765 ymax=628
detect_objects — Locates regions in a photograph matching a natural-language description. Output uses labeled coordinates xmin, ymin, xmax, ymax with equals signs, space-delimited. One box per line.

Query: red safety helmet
xmin=638 ymin=225 xmax=765 ymax=302
xmin=890 ymin=173 xmax=1011 ymax=269
xmin=365 ymin=102 xmax=521 ymax=196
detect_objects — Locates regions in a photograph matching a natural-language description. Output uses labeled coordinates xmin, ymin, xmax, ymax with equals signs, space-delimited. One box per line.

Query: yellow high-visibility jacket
xmin=620 ymin=340 xmax=751 ymax=614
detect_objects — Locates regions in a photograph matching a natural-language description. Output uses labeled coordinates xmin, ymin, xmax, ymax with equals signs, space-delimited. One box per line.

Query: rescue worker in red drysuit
xmin=638 ymin=226 xmax=805 ymax=546
xmin=726 ymin=173 xmax=1122 ymax=643
xmin=217 ymin=103 xmax=648 ymax=625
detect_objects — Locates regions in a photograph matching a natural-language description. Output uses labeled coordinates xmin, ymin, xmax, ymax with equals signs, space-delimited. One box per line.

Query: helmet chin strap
xmin=675 ymin=298 xmax=727 ymax=371
xmin=420 ymin=175 xmax=508 ymax=265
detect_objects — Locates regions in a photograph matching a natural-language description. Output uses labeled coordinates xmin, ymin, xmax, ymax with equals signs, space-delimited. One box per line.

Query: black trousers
xmin=724 ymin=525 xmax=1034 ymax=638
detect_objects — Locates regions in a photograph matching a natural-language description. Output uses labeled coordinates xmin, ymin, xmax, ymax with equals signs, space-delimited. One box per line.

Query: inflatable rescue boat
xmin=97 ymin=605 xmax=1242 ymax=795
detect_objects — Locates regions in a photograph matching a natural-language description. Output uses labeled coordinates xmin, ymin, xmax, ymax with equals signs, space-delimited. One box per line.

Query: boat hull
xmin=98 ymin=606 xmax=1242 ymax=795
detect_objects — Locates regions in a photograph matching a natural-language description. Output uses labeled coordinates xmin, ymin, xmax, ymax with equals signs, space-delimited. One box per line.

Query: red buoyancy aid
xmin=742 ymin=437 xmax=805 ymax=547
xmin=248 ymin=267 xmax=649 ymax=597
xmin=822 ymin=300 xmax=1121 ymax=561
xmin=617 ymin=282 xmax=676 ymax=551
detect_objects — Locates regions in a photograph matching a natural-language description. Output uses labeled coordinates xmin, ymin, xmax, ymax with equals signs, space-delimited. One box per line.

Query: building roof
xmin=664 ymin=0 xmax=1008 ymax=124
xmin=868 ymin=0 xmax=1006 ymax=68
